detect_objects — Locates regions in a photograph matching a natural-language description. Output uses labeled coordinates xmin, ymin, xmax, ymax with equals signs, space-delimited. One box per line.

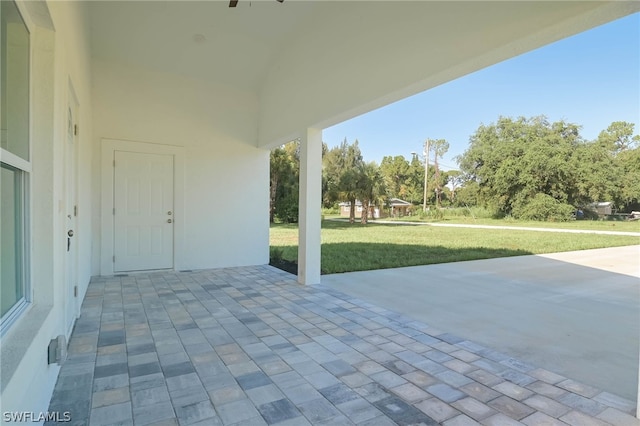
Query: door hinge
xmin=74 ymin=205 xmax=78 ymax=217
xmin=74 ymin=286 xmax=78 ymax=297
xmin=74 ymin=124 xmax=78 ymax=136
xmin=113 ymin=255 xmax=115 ymax=262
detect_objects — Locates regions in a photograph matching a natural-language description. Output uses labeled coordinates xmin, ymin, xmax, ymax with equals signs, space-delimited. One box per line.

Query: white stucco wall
xmin=91 ymin=59 xmax=269 ymax=274
xmin=0 ymin=0 xmax=94 ymax=420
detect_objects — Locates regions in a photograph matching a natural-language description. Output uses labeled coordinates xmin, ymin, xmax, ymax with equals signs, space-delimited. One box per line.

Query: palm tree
xmin=323 ymin=139 xmax=364 ymax=223
xmin=429 ymin=139 xmax=449 ymax=208
xmin=357 ymin=162 xmax=386 ymax=224
xmin=339 ymin=168 xmax=361 ymax=223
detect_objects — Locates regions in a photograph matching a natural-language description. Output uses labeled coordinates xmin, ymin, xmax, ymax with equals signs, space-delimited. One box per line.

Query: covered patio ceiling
xmin=88 ymin=1 xmax=640 ymax=147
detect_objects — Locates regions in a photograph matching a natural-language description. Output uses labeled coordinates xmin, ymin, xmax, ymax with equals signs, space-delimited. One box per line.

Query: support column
xmin=298 ymin=128 xmax=322 ymax=285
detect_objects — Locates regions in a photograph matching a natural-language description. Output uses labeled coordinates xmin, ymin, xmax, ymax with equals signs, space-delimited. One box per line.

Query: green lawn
xmin=376 ymin=215 xmax=640 ymax=232
xmin=270 ymin=220 xmax=639 ymax=274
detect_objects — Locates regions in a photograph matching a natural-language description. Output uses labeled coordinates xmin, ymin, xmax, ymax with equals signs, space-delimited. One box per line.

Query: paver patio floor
xmin=47 ymin=265 xmax=638 ymax=425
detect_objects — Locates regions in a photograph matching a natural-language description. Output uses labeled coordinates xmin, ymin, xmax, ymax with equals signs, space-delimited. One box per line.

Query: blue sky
xmin=323 ymin=13 xmax=640 ymax=171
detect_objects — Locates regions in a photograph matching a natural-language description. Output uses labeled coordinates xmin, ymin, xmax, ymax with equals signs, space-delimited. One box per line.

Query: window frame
xmin=0 ymin=0 xmax=33 ymax=335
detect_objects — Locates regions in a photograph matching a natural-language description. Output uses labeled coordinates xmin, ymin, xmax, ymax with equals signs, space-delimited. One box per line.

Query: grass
xmin=382 ymin=214 xmax=640 ymax=232
xmin=270 ymin=220 xmax=639 ymax=274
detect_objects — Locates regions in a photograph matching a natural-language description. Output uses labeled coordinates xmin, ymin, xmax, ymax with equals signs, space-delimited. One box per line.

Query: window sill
xmin=0 ymin=304 xmax=53 ymax=393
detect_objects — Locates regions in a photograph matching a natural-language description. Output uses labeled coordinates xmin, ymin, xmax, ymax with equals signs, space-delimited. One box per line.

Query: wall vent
xmin=48 ymin=335 xmax=67 ymax=365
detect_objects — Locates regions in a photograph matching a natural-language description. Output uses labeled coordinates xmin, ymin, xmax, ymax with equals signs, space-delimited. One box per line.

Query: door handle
xmin=167 ymin=211 xmax=172 ymax=215
xmin=67 ymin=229 xmax=74 ymax=252
xmin=167 ymin=219 xmax=172 ymax=223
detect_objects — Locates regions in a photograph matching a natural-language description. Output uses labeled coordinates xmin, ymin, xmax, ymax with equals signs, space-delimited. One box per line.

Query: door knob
xmin=167 ymin=219 xmax=172 ymax=223
xmin=68 ymin=230 xmax=74 ymax=237
xmin=167 ymin=211 xmax=172 ymax=215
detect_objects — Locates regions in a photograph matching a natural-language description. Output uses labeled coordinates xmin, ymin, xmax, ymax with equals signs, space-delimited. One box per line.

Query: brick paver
xmin=46 ymin=266 xmax=638 ymax=425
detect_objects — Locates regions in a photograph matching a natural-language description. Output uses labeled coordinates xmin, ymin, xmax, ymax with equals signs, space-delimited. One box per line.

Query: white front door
xmin=65 ymin=92 xmax=79 ymax=334
xmin=114 ymin=151 xmax=174 ymax=272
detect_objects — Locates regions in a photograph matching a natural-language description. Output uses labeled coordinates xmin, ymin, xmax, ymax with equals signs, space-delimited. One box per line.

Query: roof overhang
xmin=88 ymin=1 xmax=640 ymax=148
xmin=257 ymin=1 xmax=639 ymax=147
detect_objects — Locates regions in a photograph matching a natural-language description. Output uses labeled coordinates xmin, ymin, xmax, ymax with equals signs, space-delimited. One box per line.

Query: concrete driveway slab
xmin=321 ymin=245 xmax=640 ymax=400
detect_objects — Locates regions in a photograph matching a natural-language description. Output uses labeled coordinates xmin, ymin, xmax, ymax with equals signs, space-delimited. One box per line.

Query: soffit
xmin=87 ymin=1 xmax=639 ymax=146
xmin=258 ymin=1 xmax=640 ymax=145
xmin=88 ymin=0 xmax=321 ymax=92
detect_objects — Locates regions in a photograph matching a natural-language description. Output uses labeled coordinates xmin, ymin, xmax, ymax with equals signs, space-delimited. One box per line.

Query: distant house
xmin=389 ymin=198 xmax=412 ymax=217
xmin=589 ymin=201 xmax=614 ymax=216
xmin=339 ymin=198 xmax=412 ymax=219
xmin=339 ymin=200 xmax=380 ymax=219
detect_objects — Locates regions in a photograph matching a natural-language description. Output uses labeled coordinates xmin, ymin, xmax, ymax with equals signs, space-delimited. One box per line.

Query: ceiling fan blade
xmin=229 ymin=0 xmax=281 ymax=7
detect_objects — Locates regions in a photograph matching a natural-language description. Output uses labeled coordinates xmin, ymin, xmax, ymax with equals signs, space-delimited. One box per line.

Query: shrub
xmin=412 ymin=206 xmax=497 ymax=221
xmin=580 ymin=208 xmax=600 ymax=220
xmin=269 ymin=246 xmax=284 ymax=263
xmin=512 ymin=193 xmax=575 ymax=222
xmin=418 ymin=208 xmax=445 ymax=220
xmin=322 ymin=206 xmax=340 ymax=215
xmin=438 ymin=206 xmax=495 ymax=219
xmin=274 ymin=194 xmax=299 ymax=223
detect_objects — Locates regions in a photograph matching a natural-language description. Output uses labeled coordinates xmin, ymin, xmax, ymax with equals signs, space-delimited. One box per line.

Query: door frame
xmin=65 ymin=82 xmax=80 ymax=334
xmin=101 ymin=139 xmax=185 ymax=275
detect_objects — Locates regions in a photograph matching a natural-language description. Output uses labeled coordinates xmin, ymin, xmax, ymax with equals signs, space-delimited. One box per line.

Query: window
xmin=1 ymin=0 xmax=31 ymax=331
xmin=1 ymin=164 xmax=26 ymax=317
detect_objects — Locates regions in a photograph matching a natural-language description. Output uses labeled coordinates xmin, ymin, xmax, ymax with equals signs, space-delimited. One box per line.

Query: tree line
xmin=457 ymin=117 xmax=639 ymax=220
xmin=270 ymin=116 xmax=640 ymax=223
xmin=270 ymin=138 xmax=454 ymax=224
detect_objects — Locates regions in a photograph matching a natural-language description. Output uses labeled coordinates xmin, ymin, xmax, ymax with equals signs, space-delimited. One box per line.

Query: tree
xmin=356 ymin=162 xmax=386 ymax=224
xmin=322 ymin=141 xmax=344 ymax=206
xmin=378 ymin=154 xmax=425 ymax=204
xmin=573 ymin=141 xmax=620 ymax=206
xmin=574 ymin=122 xmax=639 ymax=209
xmin=406 ymin=154 xmax=425 ymax=204
xmin=457 ymin=116 xmax=581 ymax=216
xmin=600 ymin=122 xmax=640 ymax=210
xmin=379 ymin=155 xmax=410 ymax=199
xmin=457 ymin=117 xmax=640 ymax=217
xmin=511 ymin=193 xmax=575 ymax=222
xmin=428 ymin=138 xmax=449 ymax=208
xmin=270 ymin=142 xmax=299 ymax=223
xmin=453 ymin=180 xmax=481 ymax=208
xmin=322 ymin=139 xmax=364 ymax=223
xmin=446 ymin=170 xmax=463 ymax=203
xmin=618 ymin=147 xmax=640 ymax=209
xmin=597 ymin=121 xmax=640 ymax=154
